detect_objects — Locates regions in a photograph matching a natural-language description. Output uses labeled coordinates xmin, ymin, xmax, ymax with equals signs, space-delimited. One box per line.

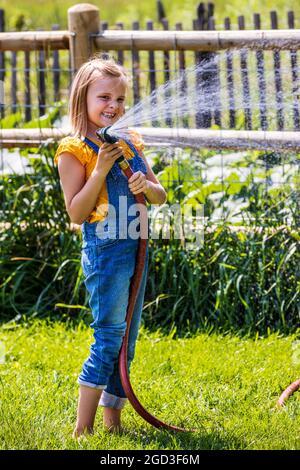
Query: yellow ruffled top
xmin=54 ymin=131 xmax=145 ymax=223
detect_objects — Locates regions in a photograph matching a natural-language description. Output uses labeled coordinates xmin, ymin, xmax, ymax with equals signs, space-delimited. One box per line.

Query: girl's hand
xmin=128 ymin=171 xmax=149 ymax=195
xmin=94 ymin=142 xmax=124 ymax=175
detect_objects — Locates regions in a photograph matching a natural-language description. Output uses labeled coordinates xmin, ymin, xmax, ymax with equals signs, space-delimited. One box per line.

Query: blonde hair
xmin=69 ymin=55 xmax=129 ymax=137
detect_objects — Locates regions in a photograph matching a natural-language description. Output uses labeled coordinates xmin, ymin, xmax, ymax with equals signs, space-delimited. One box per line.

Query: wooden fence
xmin=0 ymin=2 xmax=300 ymax=149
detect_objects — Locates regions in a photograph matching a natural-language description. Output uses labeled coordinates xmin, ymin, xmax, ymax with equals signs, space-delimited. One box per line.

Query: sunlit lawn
xmin=0 ymin=319 xmax=300 ymax=450
xmin=2 ymin=0 xmax=299 ymax=30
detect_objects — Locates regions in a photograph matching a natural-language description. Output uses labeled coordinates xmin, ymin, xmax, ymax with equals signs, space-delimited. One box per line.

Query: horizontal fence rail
xmin=0 ymin=31 xmax=70 ymax=51
xmin=92 ymin=29 xmax=300 ymax=51
xmin=1 ymin=29 xmax=300 ymax=52
xmin=2 ymin=127 xmax=300 ymax=152
xmin=1 ymin=3 xmax=300 ymax=145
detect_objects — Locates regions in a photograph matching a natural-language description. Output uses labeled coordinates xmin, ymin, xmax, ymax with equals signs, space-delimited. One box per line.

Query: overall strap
xmin=83 ymin=136 xmax=100 ymax=153
xmin=122 ymin=138 xmax=141 ymax=159
xmin=83 ymin=135 xmax=141 ymax=180
xmin=83 ymin=136 xmax=118 ymax=178
xmin=83 ymin=136 xmax=141 ymax=159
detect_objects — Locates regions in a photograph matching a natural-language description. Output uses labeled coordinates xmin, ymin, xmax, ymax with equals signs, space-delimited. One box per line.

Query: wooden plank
xmin=208 ymin=14 xmax=222 ymax=127
xmin=132 ymin=21 xmax=140 ymax=106
xmin=0 ymin=31 xmax=70 ymax=51
xmin=52 ymin=24 xmax=60 ymax=103
xmin=253 ymin=13 xmax=267 ymax=130
xmin=0 ymin=128 xmax=69 ymax=139
xmin=175 ymin=23 xmax=186 ymax=75
xmin=158 ymin=1 xmax=169 ymax=129
xmin=147 ymin=20 xmax=158 ymax=127
xmin=287 ymin=11 xmax=300 ymax=129
xmin=24 ymin=51 xmax=31 ymax=121
xmin=100 ymin=21 xmax=110 ymax=58
xmin=161 ymin=18 xmax=172 ymax=127
xmin=157 ymin=0 xmax=166 ymax=23
xmin=195 ymin=2 xmax=210 ymax=129
xmin=147 ymin=21 xmax=156 ymax=93
xmin=199 ymin=3 xmax=208 ymax=127
xmin=68 ymin=4 xmax=100 ymax=71
xmin=116 ymin=23 xmax=124 ymax=65
xmin=130 ymin=127 xmax=300 ymax=152
xmin=93 ymin=29 xmax=300 ymax=52
xmin=224 ymin=17 xmax=235 ymax=128
xmin=2 ymin=30 xmax=300 ymax=53
xmin=198 ymin=3 xmax=220 ymax=127
xmin=38 ymin=29 xmax=46 ymax=116
xmin=194 ymin=8 xmax=205 ymax=128
xmin=176 ymin=22 xmax=188 ymax=128
xmin=207 ymin=2 xmax=214 ymax=23
xmin=2 ymin=127 xmax=300 ymax=152
xmin=1 ymin=139 xmax=55 ymax=148
xmin=11 ymin=51 xmax=17 ymax=114
xmin=193 ymin=18 xmax=201 ymax=128
xmin=271 ymin=11 xmax=284 ymax=130
xmin=238 ymin=15 xmax=252 ymax=130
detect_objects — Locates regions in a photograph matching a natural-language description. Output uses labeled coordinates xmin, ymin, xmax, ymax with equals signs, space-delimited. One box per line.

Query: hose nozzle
xmin=95 ymin=126 xmax=128 ymax=169
xmin=95 ymin=126 xmax=118 ymax=144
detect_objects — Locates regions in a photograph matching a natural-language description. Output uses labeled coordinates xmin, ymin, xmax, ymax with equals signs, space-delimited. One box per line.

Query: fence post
xmin=68 ymin=3 xmax=100 ymax=73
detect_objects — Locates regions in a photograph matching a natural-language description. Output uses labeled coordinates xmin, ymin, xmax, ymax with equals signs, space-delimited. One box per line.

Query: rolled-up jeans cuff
xmin=99 ymin=390 xmax=128 ymax=409
xmin=78 ymin=379 xmax=107 ymax=390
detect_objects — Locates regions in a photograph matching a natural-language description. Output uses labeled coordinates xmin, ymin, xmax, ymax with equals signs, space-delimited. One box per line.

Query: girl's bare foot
xmin=103 ymin=407 xmax=122 ymax=434
xmin=72 ymin=385 xmax=102 ymax=439
xmin=103 ymin=423 xmax=123 ymax=434
xmin=72 ymin=426 xmax=94 ymax=439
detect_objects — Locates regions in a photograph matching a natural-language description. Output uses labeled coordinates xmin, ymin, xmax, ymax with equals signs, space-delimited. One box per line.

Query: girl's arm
xmin=57 ymin=152 xmax=107 ymax=225
xmin=57 ymin=142 xmax=124 ymax=225
xmin=128 ymin=153 xmax=167 ymax=205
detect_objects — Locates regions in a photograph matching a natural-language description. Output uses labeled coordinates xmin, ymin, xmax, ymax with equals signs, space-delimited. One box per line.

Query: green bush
xmin=0 ymin=144 xmax=299 ymax=335
xmin=146 ymin=225 xmax=300 ymax=335
xmin=0 ymin=144 xmax=84 ymax=322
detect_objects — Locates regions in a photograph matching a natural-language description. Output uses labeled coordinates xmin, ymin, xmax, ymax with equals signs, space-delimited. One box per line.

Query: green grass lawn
xmin=0 ymin=319 xmax=300 ymax=450
xmin=2 ymin=0 xmax=300 ymax=30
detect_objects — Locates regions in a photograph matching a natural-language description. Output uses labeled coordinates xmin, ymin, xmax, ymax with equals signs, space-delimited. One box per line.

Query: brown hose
xmin=277 ymin=379 xmax=300 ymax=407
xmin=118 ymin=163 xmax=196 ymax=432
xmin=118 ymin=157 xmax=300 ymax=425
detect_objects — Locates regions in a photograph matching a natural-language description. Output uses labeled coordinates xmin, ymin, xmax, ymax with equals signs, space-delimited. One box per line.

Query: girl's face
xmin=86 ymin=75 xmax=127 ymax=134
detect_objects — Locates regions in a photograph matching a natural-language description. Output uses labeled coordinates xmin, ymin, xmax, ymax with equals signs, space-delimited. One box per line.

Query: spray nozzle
xmin=95 ymin=126 xmax=118 ymax=144
xmin=95 ymin=126 xmax=127 ymax=167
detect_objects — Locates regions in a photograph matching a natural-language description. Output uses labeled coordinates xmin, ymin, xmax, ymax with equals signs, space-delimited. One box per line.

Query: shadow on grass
xmin=120 ymin=425 xmax=242 ymax=450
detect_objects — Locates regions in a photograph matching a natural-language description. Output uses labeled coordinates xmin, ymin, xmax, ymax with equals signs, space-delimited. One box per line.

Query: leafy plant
xmin=1 ymin=144 xmax=299 ymax=336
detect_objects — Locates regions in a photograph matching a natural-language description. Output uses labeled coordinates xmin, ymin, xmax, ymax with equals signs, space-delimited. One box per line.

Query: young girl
xmin=54 ymin=56 xmax=166 ymax=437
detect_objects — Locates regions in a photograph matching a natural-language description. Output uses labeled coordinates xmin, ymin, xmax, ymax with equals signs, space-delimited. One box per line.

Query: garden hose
xmin=95 ymin=126 xmax=196 ymax=432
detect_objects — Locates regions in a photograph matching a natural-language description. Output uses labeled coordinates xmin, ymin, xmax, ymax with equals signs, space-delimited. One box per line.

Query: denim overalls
xmin=78 ymin=137 xmax=149 ymax=410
